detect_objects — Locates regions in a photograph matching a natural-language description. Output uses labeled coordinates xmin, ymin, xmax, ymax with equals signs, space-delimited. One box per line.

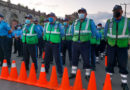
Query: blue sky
xmin=3 ymin=0 xmax=130 ymax=24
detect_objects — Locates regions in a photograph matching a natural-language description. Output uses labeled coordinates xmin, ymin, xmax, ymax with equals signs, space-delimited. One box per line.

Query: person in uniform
xmin=61 ymin=18 xmax=72 ymax=66
xmin=6 ymin=20 xmax=18 ymax=67
xmin=41 ymin=19 xmax=49 ymax=63
xmin=34 ymin=18 xmax=44 ymax=58
xmin=69 ymin=8 xmax=101 ymax=80
xmin=13 ymin=24 xmax=23 ymax=57
xmin=95 ymin=23 xmax=105 ymax=63
xmin=22 ymin=14 xmax=42 ymax=72
xmin=97 ymin=23 xmax=106 ymax=60
xmin=43 ymin=12 xmax=64 ymax=77
xmin=104 ymin=5 xmax=130 ymax=90
xmin=12 ymin=20 xmax=19 ymax=54
xmin=0 ymin=14 xmax=12 ymax=67
xmin=90 ymin=23 xmax=101 ymax=70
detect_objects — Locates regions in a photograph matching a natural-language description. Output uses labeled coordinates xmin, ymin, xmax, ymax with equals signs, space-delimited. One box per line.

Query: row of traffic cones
xmin=0 ymin=59 xmax=112 ymax=90
xmin=0 ymin=59 xmax=48 ymax=88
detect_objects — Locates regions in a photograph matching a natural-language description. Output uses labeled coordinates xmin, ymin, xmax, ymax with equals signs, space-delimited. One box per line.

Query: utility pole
xmin=120 ymin=3 xmax=130 ymax=17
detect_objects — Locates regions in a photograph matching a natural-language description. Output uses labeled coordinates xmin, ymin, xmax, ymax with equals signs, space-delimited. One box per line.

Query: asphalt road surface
xmin=0 ymin=50 xmax=129 ymax=90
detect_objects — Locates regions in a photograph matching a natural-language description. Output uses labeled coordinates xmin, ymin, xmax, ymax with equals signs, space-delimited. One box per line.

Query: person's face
xmin=0 ymin=17 xmax=3 ymax=22
xmin=51 ymin=16 xmax=56 ymax=22
xmin=63 ymin=21 xmax=69 ymax=26
xmin=25 ymin=18 xmax=33 ymax=24
xmin=78 ymin=11 xmax=87 ymax=20
xmin=11 ymin=21 xmax=18 ymax=29
xmin=97 ymin=25 xmax=102 ymax=29
xmin=113 ymin=9 xmax=123 ymax=19
xmin=17 ymin=26 xmax=21 ymax=30
xmin=34 ymin=21 xmax=38 ymax=24
xmin=48 ymin=16 xmax=56 ymax=23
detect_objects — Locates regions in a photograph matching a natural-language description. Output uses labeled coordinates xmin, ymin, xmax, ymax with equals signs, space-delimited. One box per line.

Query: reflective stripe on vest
xmin=46 ymin=22 xmax=60 ymax=34
xmin=23 ymin=24 xmax=37 ymax=36
xmin=107 ymin=18 xmax=128 ymax=38
xmin=74 ymin=19 xmax=91 ymax=34
xmin=66 ymin=26 xmax=72 ymax=36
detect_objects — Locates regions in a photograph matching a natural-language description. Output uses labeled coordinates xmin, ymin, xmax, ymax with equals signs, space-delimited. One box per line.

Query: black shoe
xmin=46 ymin=70 xmax=49 ymax=74
xmin=26 ymin=68 xmax=29 ymax=71
xmin=121 ymin=83 xmax=129 ymax=90
xmin=8 ymin=64 xmax=11 ymax=68
xmin=85 ymin=75 xmax=90 ymax=81
xmin=91 ymin=67 xmax=96 ymax=71
xmin=41 ymin=60 xmax=45 ymax=63
xmin=96 ymin=61 xmax=100 ymax=64
xmin=0 ymin=63 xmax=2 ymax=67
xmin=69 ymin=74 xmax=76 ymax=79
xmin=13 ymin=52 xmax=16 ymax=54
xmin=101 ymin=57 xmax=104 ymax=60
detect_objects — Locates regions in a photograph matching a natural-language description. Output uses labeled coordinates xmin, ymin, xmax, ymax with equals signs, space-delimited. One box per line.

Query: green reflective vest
xmin=44 ymin=22 xmax=61 ymax=43
xmin=72 ymin=18 xmax=91 ymax=42
xmin=22 ymin=24 xmax=38 ymax=44
xmin=62 ymin=25 xmax=72 ymax=41
xmin=90 ymin=31 xmax=100 ymax=45
xmin=99 ymin=29 xmax=104 ymax=40
xmin=90 ymin=36 xmax=97 ymax=44
xmin=107 ymin=17 xmax=129 ymax=48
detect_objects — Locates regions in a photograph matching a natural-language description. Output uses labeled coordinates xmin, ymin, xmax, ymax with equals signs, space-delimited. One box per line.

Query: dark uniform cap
xmin=97 ymin=23 xmax=102 ymax=26
xmin=33 ymin=18 xmax=38 ymax=22
xmin=25 ymin=14 xmax=33 ymax=19
xmin=113 ymin=5 xmax=122 ymax=11
xmin=63 ymin=18 xmax=69 ymax=22
xmin=48 ymin=12 xmax=56 ymax=17
xmin=78 ymin=8 xmax=87 ymax=13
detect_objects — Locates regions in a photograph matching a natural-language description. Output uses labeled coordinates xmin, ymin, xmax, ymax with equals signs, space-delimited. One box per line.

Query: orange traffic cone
xmin=26 ymin=63 xmax=37 ymax=86
xmin=17 ymin=61 xmax=27 ymax=84
xmin=0 ymin=59 xmax=9 ymax=80
xmin=36 ymin=64 xmax=48 ymax=88
xmin=73 ymin=69 xmax=85 ymax=90
xmin=47 ymin=66 xmax=59 ymax=89
xmin=87 ymin=71 xmax=97 ymax=90
xmin=8 ymin=60 xmax=18 ymax=82
xmin=103 ymin=74 xmax=112 ymax=90
xmin=42 ymin=51 xmax=45 ymax=60
xmin=105 ymin=56 xmax=107 ymax=67
xmin=57 ymin=67 xmax=72 ymax=90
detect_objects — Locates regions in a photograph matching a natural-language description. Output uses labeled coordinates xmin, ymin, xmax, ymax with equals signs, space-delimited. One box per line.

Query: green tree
xmin=39 ymin=16 xmax=45 ymax=25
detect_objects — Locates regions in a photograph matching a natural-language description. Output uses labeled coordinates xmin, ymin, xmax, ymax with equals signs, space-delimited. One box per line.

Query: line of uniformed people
xmin=0 ymin=10 xmax=103 ymax=77
xmin=28 ymin=6 xmax=129 ymax=90
xmin=0 ymin=4 xmax=129 ymax=90
xmin=42 ymin=9 xmax=103 ymax=79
